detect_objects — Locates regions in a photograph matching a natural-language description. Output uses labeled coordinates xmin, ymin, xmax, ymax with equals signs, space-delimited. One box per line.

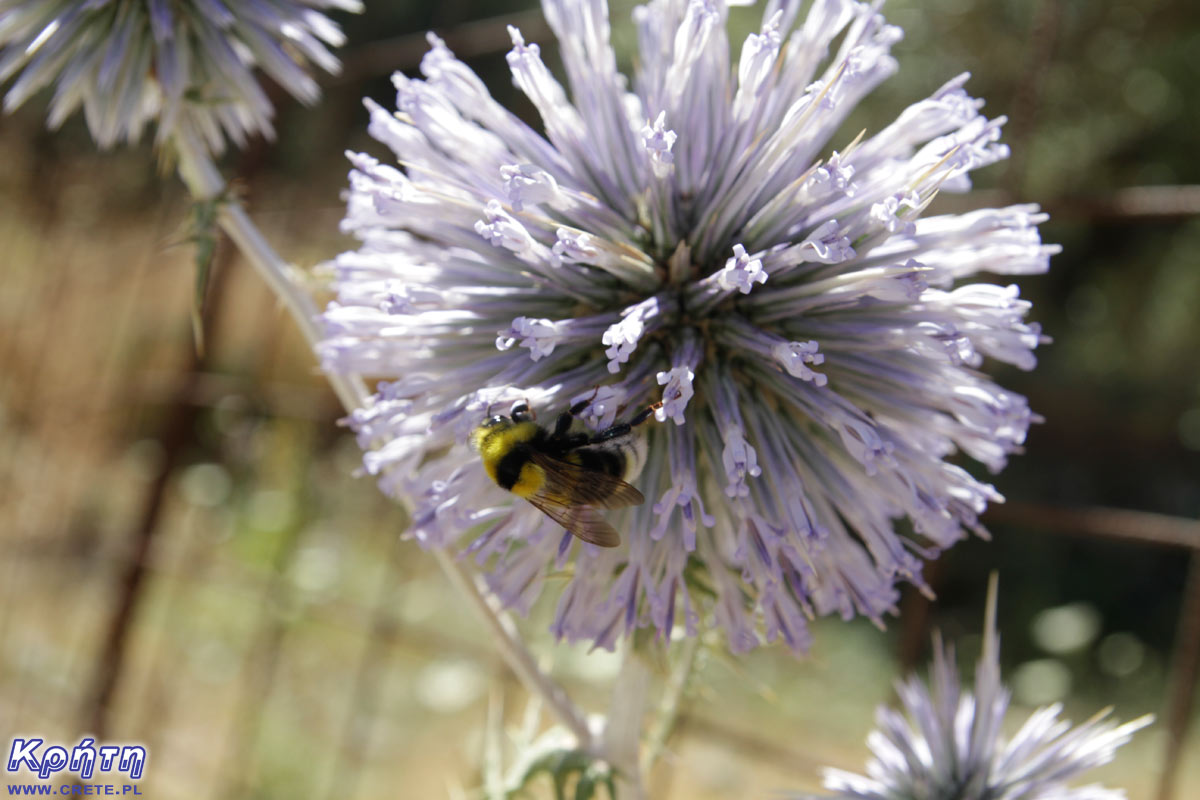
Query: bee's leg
xmin=554 ymin=386 xmax=602 ymax=437
xmin=567 ymin=386 xmax=601 ymax=418
xmin=589 ymin=402 xmax=661 ymax=443
xmin=553 ymin=410 xmax=574 ymax=438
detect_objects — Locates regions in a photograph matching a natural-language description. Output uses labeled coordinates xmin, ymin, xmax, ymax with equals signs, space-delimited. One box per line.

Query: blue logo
xmin=6 ymin=738 xmax=145 ymax=792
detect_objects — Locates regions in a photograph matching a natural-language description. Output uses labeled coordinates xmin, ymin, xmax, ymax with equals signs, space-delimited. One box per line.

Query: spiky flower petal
xmin=322 ymin=0 xmax=1057 ymax=653
xmin=0 ymin=0 xmax=361 ymax=152
xmin=814 ymin=594 xmax=1150 ymax=800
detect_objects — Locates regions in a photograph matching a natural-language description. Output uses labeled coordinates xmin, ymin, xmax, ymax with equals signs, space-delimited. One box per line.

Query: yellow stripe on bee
xmin=474 ymin=420 xmax=542 ymax=490
xmin=510 ymin=462 xmax=545 ymax=498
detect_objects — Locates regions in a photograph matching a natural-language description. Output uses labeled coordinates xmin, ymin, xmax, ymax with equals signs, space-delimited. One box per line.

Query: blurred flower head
xmin=815 ymin=587 xmax=1151 ymax=800
xmin=322 ymin=0 xmax=1056 ymax=652
xmin=0 ymin=0 xmax=361 ymax=153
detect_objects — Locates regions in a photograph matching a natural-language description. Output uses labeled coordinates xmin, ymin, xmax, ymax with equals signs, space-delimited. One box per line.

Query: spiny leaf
xmin=188 ymin=195 xmax=221 ymax=357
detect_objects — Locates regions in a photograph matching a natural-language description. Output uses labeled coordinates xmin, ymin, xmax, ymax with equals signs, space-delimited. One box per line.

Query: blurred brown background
xmin=1 ymin=0 xmax=1198 ymax=797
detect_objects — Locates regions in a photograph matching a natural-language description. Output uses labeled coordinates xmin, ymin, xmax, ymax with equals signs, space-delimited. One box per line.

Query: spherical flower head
xmin=0 ymin=0 xmax=362 ymax=153
xmin=813 ymin=594 xmax=1151 ymax=800
xmin=322 ymin=0 xmax=1058 ymax=653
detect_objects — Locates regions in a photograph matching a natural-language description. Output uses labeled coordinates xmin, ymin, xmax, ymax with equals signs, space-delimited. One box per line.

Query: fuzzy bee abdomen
xmin=564 ymin=447 xmax=623 ymax=477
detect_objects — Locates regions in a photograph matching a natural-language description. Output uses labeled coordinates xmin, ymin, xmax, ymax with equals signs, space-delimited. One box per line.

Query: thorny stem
xmin=174 ymin=133 xmax=365 ymax=410
xmin=173 ymin=133 xmax=595 ymax=752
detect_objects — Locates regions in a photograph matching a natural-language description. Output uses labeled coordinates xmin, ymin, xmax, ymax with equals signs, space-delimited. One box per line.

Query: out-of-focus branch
xmin=1051 ymin=184 xmax=1200 ymax=221
xmin=82 ymin=228 xmax=232 ymax=739
xmin=84 ymin=127 xmax=278 ymax=742
xmin=938 ymin=185 xmax=1200 ymax=222
xmin=328 ymin=8 xmax=553 ymax=84
xmin=128 ymin=370 xmax=343 ymax=421
xmin=985 ymin=502 xmax=1200 ymax=550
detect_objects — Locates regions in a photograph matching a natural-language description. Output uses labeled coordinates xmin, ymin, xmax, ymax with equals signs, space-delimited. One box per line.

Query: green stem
xmin=172 ymin=132 xmax=595 ymax=751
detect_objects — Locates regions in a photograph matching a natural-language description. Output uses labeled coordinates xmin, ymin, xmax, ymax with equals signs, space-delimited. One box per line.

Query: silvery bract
xmin=816 ymin=602 xmax=1150 ymax=800
xmin=322 ymin=0 xmax=1056 ymax=652
xmin=0 ymin=0 xmax=361 ymax=152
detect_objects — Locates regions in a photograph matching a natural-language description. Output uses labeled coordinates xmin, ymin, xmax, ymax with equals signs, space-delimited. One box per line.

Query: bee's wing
xmin=528 ymin=451 xmax=645 ymax=509
xmin=526 ymin=496 xmax=621 ymax=548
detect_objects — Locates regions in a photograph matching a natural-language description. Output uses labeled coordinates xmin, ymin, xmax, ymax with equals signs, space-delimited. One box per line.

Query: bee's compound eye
xmin=485 ymin=415 xmax=505 ymax=427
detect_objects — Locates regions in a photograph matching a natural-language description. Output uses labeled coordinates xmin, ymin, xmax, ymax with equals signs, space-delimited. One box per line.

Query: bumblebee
xmin=470 ymin=396 xmax=659 ymax=547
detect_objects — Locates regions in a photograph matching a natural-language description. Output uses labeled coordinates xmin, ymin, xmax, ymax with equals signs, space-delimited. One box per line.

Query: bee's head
xmin=479 ymin=400 xmax=534 ymax=426
xmin=471 ymin=412 xmax=513 ymax=452
xmin=471 ymin=400 xmax=534 ymax=451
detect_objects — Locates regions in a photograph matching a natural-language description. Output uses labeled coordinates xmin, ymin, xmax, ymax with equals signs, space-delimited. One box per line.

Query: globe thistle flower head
xmin=323 ymin=0 xmax=1057 ymax=653
xmin=816 ymin=586 xmax=1152 ymax=800
xmin=0 ymin=0 xmax=362 ymax=153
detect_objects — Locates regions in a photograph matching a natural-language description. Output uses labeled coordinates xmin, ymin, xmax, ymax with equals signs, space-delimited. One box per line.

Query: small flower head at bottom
xmin=811 ymin=580 xmax=1151 ymax=800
